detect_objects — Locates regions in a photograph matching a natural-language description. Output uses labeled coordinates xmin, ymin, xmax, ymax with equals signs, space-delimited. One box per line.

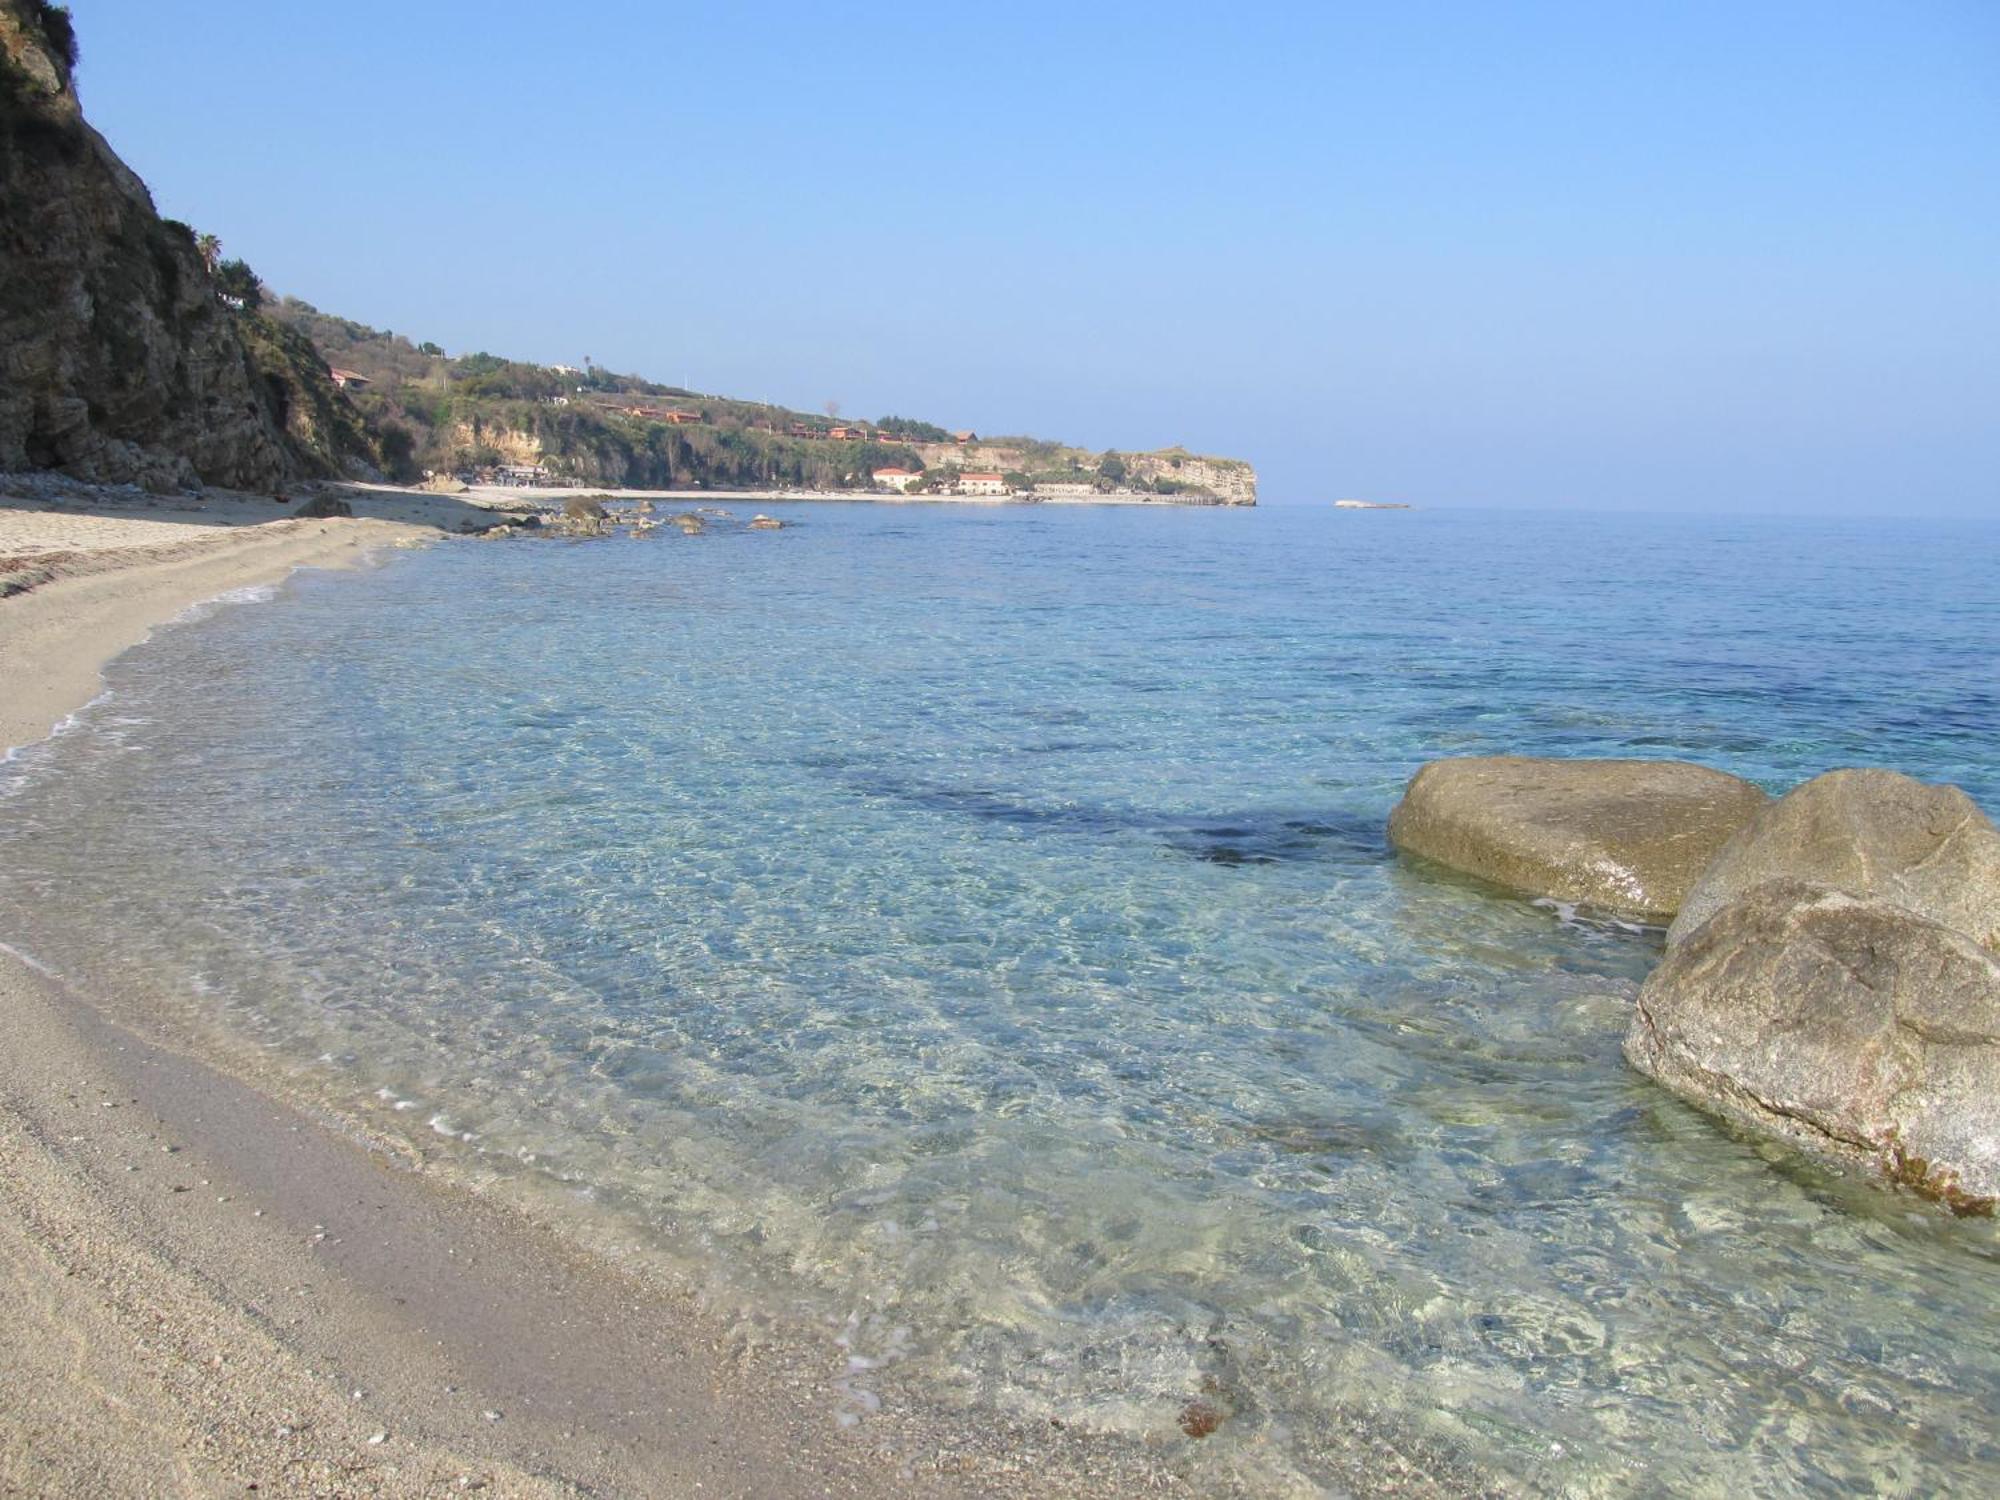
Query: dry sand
xmin=0 ymin=482 xmax=518 ymax=752
xmin=0 ymin=482 xmax=1179 ymax=1498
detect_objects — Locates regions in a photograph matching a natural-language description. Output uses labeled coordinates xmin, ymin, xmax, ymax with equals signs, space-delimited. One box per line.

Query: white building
xmin=957 ymin=472 xmax=1009 ymax=497
xmin=872 ymin=466 xmax=921 ymax=493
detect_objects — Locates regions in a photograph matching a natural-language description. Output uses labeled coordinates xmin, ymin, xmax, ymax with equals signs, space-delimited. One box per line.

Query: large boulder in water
xmin=1387 ymin=756 xmax=1768 ymax=921
xmin=1627 ymin=879 xmax=2000 ymax=1215
xmin=551 ymin=495 xmax=612 ymax=536
xmin=1667 ymin=769 xmax=2000 ymax=951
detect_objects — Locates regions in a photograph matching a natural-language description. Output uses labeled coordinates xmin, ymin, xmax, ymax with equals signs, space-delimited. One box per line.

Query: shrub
xmin=214 ymin=257 xmax=263 ymax=309
xmin=28 ymin=2 xmax=78 ymax=76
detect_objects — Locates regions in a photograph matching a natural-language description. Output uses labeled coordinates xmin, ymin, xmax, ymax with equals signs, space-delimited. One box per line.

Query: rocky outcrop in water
xmin=1628 ymin=879 xmax=2000 ymax=1215
xmin=0 ymin=2 xmax=369 ymax=490
xmin=543 ymin=495 xmax=612 ymax=536
xmin=1667 ymin=768 xmax=2000 ymax=951
xmin=1387 ymin=756 xmax=1768 ymax=921
xmin=1391 ymin=755 xmax=2000 ymax=1211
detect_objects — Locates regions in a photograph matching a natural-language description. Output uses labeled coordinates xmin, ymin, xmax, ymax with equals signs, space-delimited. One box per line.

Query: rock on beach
xmin=1387 ymin=756 xmax=1769 ymax=921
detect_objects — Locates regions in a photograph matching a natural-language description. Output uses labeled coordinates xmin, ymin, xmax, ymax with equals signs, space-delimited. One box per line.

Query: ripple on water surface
xmin=2 ymin=506 xmax=1998 ymax=1494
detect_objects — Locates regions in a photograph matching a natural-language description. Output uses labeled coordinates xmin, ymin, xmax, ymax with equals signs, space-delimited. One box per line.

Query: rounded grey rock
xmin=1667 ymin=768 xmax=2000 ymax=950
xmin=1628 ymin=879 xmax=2000 ymax=1215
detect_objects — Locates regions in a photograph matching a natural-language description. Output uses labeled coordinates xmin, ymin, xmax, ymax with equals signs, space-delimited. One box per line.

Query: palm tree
xmin=195 ymin=232 xmax=222 ymax=275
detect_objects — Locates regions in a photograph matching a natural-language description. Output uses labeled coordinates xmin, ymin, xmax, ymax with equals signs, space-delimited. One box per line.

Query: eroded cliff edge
xmin=0 ymin=1 xmax=368 ymax=491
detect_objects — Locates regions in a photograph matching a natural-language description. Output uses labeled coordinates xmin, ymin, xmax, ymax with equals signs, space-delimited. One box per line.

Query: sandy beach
xmin=0 ymin=482 xmax=493 ymax=753
xmin=0 ymin=483 xmax=1178 ymax=1499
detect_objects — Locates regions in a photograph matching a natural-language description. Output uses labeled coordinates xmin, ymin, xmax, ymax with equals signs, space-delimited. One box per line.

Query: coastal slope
xmin=0 ymin=2 xmax=371 ymax=491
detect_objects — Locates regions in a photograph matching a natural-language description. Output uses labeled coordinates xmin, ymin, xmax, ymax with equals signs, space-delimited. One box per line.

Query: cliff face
xmin=0 ymin=3 xmax=364 ymax=490
xmin=909 ymin=441 xmax=1259 ymax=504
xmin=1126 ymin=451 xmax=1257 ymax=505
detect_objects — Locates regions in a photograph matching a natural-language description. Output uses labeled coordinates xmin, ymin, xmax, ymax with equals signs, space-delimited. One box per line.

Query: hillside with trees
xmin=266 ymin=299 xmax=1255 ymax=501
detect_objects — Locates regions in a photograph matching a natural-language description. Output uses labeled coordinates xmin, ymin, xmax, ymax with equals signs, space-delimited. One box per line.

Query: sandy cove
xmin=0 ymin=482 xmax=1187 ymax=1499
xmin=0 ymin=483 xmax=466 ymax=752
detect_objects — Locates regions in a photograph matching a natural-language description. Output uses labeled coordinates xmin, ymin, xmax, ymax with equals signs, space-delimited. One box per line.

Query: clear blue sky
xmin=72 ymin=1 xmax=1999 ymax=513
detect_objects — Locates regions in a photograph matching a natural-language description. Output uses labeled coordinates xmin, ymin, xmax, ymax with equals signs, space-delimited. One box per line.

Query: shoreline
xmin=0 ymin=946 xmax=1157 ymax=1497
xmin=417 ymin=482 xmax=1254 ymax=509
xmin=0 ymin=484 xmax=1189 ymax=1498
xmin=0 ymin=480 xmax=511 ymax=752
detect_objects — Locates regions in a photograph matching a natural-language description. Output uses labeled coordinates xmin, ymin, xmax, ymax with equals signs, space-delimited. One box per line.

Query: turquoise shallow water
xmin=3 ymin=504 xmax=1998 ymax=1493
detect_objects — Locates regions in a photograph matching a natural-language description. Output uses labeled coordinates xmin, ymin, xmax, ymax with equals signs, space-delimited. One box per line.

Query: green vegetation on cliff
xmin=267 ymin=299 xmax=1255 ymax=500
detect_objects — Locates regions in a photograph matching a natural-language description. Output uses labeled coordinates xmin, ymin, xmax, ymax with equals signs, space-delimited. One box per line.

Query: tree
xmin=213 ymin=258 xmax=263 ymax=309
xmin=195 ymin=232 xmax=222 ymax=275
xmin=418 ymin=341 xmax=443 ymax=357
xmin=1002 ymin=470 xmax=1031 ymax=492
xmin=1098 ymin=451 xmax=1127 ymax=483
xmin=376 ymin=422 xmax=419 ymax=482
xmin=877 ymin=415 xmax=951 ymax=443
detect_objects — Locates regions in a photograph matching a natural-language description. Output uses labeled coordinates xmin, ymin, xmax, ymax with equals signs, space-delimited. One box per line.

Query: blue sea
xmin=3 ymin=503 xmax=1997 ymax=1494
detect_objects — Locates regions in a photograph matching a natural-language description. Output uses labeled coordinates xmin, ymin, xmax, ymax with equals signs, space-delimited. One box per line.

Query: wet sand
xmin=0 ymin=482 xmax=1176 ymax=1497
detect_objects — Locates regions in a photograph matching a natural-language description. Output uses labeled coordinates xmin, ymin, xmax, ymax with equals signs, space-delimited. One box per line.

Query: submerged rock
xmin=1386 ymin=756 xmax=1768 ymax=921
xmin=563 ymin=496 xmax=608 ymax=522
xmin=748 ymin=514 xmax=784 ymax=530
xmin=1668 ymin=768 xmax=2000 ymax=951
xmin=1627 ymin=879 xmax=2000 ymax=1215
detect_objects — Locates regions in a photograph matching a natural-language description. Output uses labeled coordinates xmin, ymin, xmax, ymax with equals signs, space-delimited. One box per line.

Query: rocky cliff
xmin=1128 ymin=450 xmax=1257 ymax=505
xmin=909 ymin=441 xmax=1257 ymax=504
xmin=0 ymin=2 xmax=368 ymax=491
